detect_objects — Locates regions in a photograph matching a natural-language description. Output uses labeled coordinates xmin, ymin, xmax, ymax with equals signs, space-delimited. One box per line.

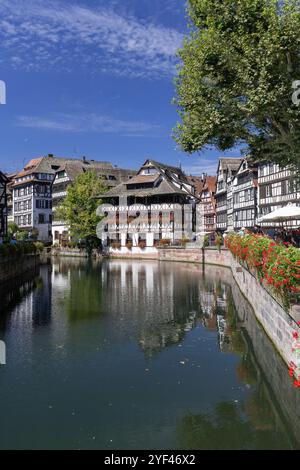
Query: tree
xmin=174 ymin=0 xmax=300 ymax=171
xmin=7 ymin=222 xmax=19 ymax=240
xmin=56 ymin=171 xmax=108 ymax=254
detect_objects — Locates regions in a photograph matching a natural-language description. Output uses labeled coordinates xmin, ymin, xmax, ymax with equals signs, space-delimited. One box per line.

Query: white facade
xmin=13 ymin=172 xmax=54 ymax=242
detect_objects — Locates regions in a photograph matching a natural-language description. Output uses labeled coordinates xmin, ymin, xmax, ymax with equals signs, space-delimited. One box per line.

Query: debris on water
xmin=180 ymin=361 xmax=185 ymax=365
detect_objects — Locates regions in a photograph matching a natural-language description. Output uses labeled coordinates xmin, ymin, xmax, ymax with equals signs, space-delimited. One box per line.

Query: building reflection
xmin=100 ymin=261 xmax=203 ymax=356
xmin=0 ymin=265 xmax=49 ymax=331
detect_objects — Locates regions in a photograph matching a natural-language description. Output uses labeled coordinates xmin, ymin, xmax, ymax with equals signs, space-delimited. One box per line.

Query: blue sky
xmin=0 ymin=0 xmax=240 ymax=175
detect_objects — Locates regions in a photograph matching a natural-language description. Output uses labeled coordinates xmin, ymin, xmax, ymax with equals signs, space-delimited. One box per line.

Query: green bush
xmin=0 ymin=241 xmax=38 ymax=258
xmin=203 ymin=235 xmax=210 ymax=248
xmin=34 ymin=241 xmax=44 ymax=253
xmin=215 ymin=235 xmax=223 ymax=252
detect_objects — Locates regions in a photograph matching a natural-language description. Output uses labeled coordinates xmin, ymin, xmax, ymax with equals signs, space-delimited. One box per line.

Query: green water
xmin=0 ymin=258 xmax=299 ymax=450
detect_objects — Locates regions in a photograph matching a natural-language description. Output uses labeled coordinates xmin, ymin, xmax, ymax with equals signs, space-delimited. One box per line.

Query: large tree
xmin=174 ymin=0 xmax=300 ymax=171
xmin=56 ymin=171 xmax=107 ymax=252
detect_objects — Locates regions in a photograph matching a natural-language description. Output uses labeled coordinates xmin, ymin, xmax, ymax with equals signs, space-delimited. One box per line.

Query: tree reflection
xmin=63 ymin=260 xmax=103 ymax=321
xmin=177 ymin=273 xmax=296 ymax=449
xmin=177 ymin=399 xmax=291 ymax=450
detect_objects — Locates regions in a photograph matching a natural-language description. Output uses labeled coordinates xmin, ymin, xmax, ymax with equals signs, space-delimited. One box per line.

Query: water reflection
xmin=0 ymin=258 xmax=299 ymax=450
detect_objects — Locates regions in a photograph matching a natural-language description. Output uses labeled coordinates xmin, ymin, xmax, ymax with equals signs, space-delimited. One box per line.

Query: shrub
xmin=215 ymin=235 xmax=223 ymax=252
xmin=16 ymin=230 xmax=29 ymax=241
xmin=34 ymin=241 xmax=44 ymax=253
xmin=225 ymin=234 xmax=300 ymax=308
xmin=67 ymin=241 xmax=77 ymax=249
xmin=126 ymin=241 xmax=133 ymax=249
xmin=0 ymin=241 xmax=37 ymax=258
xmin=203 ymin=235 xmax=210 ymax=248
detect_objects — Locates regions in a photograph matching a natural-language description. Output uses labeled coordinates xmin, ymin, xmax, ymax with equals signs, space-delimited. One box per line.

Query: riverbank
xmin=108 ymin=246 xmax=231 ymax=266
xmin=0 ymin=254 xmax=39 ymax=285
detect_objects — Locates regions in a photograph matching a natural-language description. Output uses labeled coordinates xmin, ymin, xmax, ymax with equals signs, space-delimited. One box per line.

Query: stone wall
xmin=230 ymin=255 xmax=298 ymax=369
xmin=0 ymin=254 xmax=39 ymax=284
xmin=109 ymin=246 xmax=232 ymax=266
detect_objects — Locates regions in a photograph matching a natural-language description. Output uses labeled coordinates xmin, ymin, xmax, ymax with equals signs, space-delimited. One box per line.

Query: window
xmin=39 ymin=214 xmax=45 ymax=224
xmin=272 ymin=182 xmax=281 ymax=197
xmin=266 ymin=185 xmax=271 ymax=197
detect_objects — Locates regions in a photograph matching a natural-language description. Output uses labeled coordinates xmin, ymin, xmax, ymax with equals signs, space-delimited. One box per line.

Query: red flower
xmin=293 ymin=332 xmax=299 ymax=340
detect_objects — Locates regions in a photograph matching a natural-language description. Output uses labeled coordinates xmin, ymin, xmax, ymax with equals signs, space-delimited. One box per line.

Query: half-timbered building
xmin=232 ymin=159 xmax=258 ymax=229
xmin=258 ymin=163 xmax=300 ymax=227
xmin=215 ymin=158 xmax=242 ymax=232
xmin=200 ymin=176 xmax=217 ymax=233
xmin=99 ymin=159 xmax=199 ymax=252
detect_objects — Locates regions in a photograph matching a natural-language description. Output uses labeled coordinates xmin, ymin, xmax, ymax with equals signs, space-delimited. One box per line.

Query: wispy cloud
xmin=16 ymin=112 xmax=162 ymax=136
xmin=0 ymin=0 xmax=183 ymax=78
xmin=183 ymin=158 xmax=219 ymax=176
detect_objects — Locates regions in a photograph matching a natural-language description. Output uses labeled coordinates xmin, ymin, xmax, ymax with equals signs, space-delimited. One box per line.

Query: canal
xmin=0 ymin=258 xmax=299 ymax=450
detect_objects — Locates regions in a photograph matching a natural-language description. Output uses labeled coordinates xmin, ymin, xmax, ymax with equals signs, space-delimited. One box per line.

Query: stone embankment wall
xmin=230 ymin=255 xmax=299 ymax=368
xmin=157 ymin=247 xmax=231 ymax=267
xmin=0 ymin=254 xmax=39 ymax=284
xmin=109 ymin=246 xmax=232 ymax=266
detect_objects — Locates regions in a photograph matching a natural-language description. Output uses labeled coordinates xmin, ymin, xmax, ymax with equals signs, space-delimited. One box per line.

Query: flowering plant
xmin=225 ymin=234 xmax=300 ymax=308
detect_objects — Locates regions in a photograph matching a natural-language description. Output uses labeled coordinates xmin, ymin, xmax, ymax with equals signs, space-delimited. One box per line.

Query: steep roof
xmin=100 ymin=159 xmax=196 ymax=199
xmin=218 ymin=157 xmax=243 ymax=172
xmin=16 ymin=155 xmax=115 ymax=178
xmin=186 ymin=176 xmax=205 ymax=197
xmin=203 ymin=176 xmax=217 ymax=193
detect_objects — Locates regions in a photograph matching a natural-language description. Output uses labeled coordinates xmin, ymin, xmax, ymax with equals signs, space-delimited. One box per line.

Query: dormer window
xmin=140 ymin=167 xmax=157 ymax=175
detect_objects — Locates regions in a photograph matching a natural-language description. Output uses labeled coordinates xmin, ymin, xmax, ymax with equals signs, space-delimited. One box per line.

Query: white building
xmin=98 ymin=159 xmax=199 ymax=254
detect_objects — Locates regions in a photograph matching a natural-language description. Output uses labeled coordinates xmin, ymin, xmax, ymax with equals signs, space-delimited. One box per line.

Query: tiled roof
xmin=16 ymin=155 xmax=116 ymax=178
xmin=218 ymin=158 xmax=243 ymax=172
xmin=100 ymin=159 xmax=197 ymax=199
xmin=204 ymin=176 xmax=217 ymax=193
xmin=126 ymin=174 xmax=160 ymax=185
xmin=186 ymin=176 xmax=205 ymax=196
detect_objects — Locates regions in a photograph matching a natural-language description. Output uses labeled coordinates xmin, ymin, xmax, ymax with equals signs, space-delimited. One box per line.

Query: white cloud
xmin=183 ymin=158 xmax=219 ymax=176
xmin=16 ymin=112 xmax=162 ymax=136
xmin=0 ymin=0 xmax=183 ymax=78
